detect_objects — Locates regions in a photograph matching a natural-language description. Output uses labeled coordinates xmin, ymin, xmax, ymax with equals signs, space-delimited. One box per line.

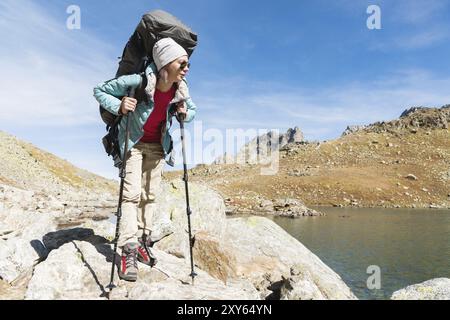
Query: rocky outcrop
xmin=0 ymin=179 xmax=356 ymax=300
xmin=258 ymin=198 xmax=324 ymax=217
xmin=342 ymin=105 xmax=450 ymax=137
xmin=272 ymin=198 xmax=324 ymax=217
xmin=390 ymin=278 xmax=450 ymax=300
xmin=214 ymin=126 xmax=305 ymax=165
xmin=25 ymin=239 xmax=260 ymax=300
xmin=341 ymin=125 xmax=368 ymax=137
xmin=280 ymin=127 xmax=304 ymax=146
xmin=222 ymin=217 xmax=356 ymax=299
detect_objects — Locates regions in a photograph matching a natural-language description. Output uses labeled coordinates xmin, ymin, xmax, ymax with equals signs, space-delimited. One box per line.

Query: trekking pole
xmin=106 ymin=57 xmax=147 ymax=298
xmin=177 ymin=111 xmax=197 ymax=285
xmin=106 ymin=88 xmax=135 ymax=297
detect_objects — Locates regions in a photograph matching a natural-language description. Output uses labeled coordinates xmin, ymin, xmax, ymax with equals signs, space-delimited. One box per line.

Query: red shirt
xmin=140 ymin=86 xmax=176 ymax=143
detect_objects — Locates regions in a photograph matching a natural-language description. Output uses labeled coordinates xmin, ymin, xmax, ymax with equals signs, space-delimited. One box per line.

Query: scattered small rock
xmin=405 ymin=174 xmax=418 ymax=181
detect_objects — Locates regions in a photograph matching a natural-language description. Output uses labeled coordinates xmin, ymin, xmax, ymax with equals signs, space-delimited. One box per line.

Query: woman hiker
xmin=93 ymin=37 xmax=197 ymax=282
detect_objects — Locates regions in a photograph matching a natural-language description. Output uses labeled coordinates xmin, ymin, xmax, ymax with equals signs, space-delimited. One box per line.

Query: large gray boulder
xmin=0 ymin=207 xmax=57 ymax=283
xmin=152 ymin=179 xmax=227 ymax=258
xmin=25 ymin=241 xmax=109 ymax=300
xmin=25 ymin=240 xmax=259 ymax=300
xmin=223 ymin=216 xmax=357 ymax=300
xmin=0 ymin=184 xmax=112 ymax=288
xmin=391 ymin=278 xmax=450 ymax=300
xmin=151 ymin=181 xmax=352 ymax=300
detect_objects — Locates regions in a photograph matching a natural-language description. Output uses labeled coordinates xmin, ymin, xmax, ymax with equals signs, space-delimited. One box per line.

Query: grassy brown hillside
xmin=164 ymin=106 xmax=450 ymax=211
xmin=0 ymin=131 xmax=117 ymax=196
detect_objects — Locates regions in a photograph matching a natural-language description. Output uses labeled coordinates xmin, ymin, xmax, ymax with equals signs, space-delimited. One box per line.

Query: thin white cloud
xmin=392 ymin=0 xmax=448 ymax=24
xmin=370 ymin=27 xmax=450 ymax=51
xmin=192 ymin=68 xmax=450 ymax=144
xmin=368 ymin=0 xmax=450 ymax=50
xmin=0 ymin=0 xmax=121 ymax=180
xmin=396 ymin=28 xmax=450 ymax=49
xmin=0 ymin=0 xmax=117 ymax=126
xmin=330 ymin=0 xmax=448 ymax=25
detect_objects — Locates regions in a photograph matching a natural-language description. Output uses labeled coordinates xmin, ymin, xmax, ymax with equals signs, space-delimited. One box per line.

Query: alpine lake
xmin=263 ymin=206 xmax=450 ymax=300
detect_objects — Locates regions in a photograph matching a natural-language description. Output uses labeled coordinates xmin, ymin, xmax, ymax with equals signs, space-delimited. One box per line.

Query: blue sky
xmin=0 ymin=0 xmax=449 ymax=180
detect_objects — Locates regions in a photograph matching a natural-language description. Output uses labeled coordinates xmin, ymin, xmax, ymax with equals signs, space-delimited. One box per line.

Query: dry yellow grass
xmin=0 ymin=130 xmax=117 ymax=195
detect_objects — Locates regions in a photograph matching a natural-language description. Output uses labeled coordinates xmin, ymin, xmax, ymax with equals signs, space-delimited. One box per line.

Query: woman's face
xmin=165 ymin=55 xmax=190 ymax=83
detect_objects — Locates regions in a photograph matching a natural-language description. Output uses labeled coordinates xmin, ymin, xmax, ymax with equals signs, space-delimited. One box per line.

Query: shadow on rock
xmin=266 ymin=279 xmax=286 ymax=300
xmin=72 ymin=241 xmax=108 ymax=297
xmin=31 ymin=228 xmax=114 ymax=263
xmin=30 ymin=239 xmax=49 ymax=262
xmin=30 ymin=228 xmax=118 ymax=299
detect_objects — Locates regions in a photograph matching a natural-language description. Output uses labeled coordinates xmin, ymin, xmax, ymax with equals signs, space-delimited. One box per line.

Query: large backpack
xmin=100 ymin=10 xmax=198 ymax=169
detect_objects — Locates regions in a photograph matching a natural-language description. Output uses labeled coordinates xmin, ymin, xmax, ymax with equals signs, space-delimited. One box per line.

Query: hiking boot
xmin=137 ymin=236 xmax=158 ymax=267
xmin=118 ymin=243 xmax=139 ymax=282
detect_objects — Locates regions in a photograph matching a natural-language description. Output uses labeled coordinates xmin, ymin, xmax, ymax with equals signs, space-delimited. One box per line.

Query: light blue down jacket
xmin=93 ymin=62 xmax=197 ymax=166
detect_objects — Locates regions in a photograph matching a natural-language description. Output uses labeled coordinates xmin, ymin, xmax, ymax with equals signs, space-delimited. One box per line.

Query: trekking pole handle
xmin=128 ymin=87 xmax=136 ymax=98
xmin=177 ymin=113 xmax=186 ymax=124
xmin=119 ymin=87 xmax=136 ymax=117
xmin=173 ymin=99 xmax=187 ymax=123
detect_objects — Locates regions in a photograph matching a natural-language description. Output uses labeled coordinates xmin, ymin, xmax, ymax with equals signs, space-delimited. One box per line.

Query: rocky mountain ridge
xmin=214 ymin=126 xmax=304 ymax=165
xmin=342 ymin=105 xmax=450 ymax=136
xmin=166 ymin=105 xmax=450 ymax=212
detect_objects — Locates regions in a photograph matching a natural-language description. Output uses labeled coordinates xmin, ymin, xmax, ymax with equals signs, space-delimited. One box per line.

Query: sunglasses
xmin=179 ymin=61 xmax=191 ymax=70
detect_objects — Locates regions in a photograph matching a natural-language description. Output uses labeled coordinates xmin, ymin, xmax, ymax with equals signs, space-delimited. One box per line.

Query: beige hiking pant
xmin=117 ymin=141 xmax=165 ymax=248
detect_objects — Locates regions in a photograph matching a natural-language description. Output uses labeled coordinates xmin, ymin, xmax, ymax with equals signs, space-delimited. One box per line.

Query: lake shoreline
xmin=225 ymin=205 xmax=450 ymax=219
